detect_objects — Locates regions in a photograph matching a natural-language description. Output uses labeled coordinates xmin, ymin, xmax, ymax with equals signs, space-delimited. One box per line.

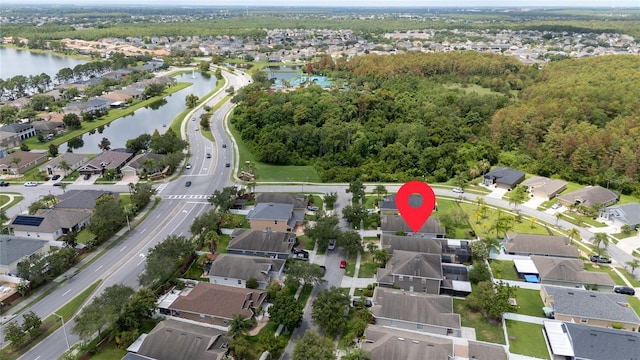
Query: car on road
xmin=185 ymin=181 xmax=192 ymax=187
xmin=83 ymin=174 xmax=91 ymax=180
xmin=206 ymin=153 xmax=211 ymax=158
xmin=225 ymin=163 xmax=230 ymax=167
xmin=185 ymin=163 xmax=192 ymax=169
xmin=51 ymin=174 xmax=61 ymax=181
xmin=452 ymin=187 xmax=464 ymax=193
xmin=24 ymin=181 xmax=38 ymax=187
xmin=192 ymin=117 xmax=195 ymax=121
xmin=614 ymin=286 xmax=636 ymax=295
xmin=195 ymin=127 xmax=199 ymax=131
xmin=340 ymin=259 xmax=347 ymax=269
xmin=0 ymin=181 xmax=9 ymax=187
xmin=590 ymin=255 xmax=612 ymax=264
xmin=222 ymin=144 xmax=227 ymax=148
xmin=328 ymin=239 xmax=337 ymax=250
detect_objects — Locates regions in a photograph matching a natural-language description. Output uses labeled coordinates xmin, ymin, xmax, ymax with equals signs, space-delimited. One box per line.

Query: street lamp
xmin=53 ymin=312 xmax=70 ymax=351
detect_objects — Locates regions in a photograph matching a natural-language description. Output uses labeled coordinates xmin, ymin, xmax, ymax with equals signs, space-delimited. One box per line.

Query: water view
xmin=0 ymin=46 xmax=87 ymax=79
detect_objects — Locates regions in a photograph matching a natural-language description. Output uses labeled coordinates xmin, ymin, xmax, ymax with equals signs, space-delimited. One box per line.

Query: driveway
xmin=74 ymin=174 xmax=96 ymax=185
xmin=117 ymin=175 xmax=139 ymax=186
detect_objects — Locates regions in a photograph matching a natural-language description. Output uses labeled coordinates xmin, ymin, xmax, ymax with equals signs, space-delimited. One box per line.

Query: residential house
xmin=63 ymin=97 xmax=111 ymax=116
xmin=55 ymin=190 xmax=119 ymax=213
xmin=543 ymin=321 xmax=640 ymax=360
xmin=379 ymin=194 xmax=432 ymax=215
xmin=541 ymin=286 xmax=640 ymax=331
xmin=127 ymin=319 xmax=228 ymax=360
xmin=9 ymin=209 xmax=92 ymax=241
xmin=521 ymin=176 xmax=568 ymax=200
xmin=370 ymin=287 xmax=462 ymax=337
xmin=0 ymin=131 xmax=21 ymax=149
xmin=0 ymin=236 xmax=50 ymax=275
xmin=77 ymin=150 xmax=134 ymax=175
xmin=31 ymin=119 xmax=64 ymax=135
xmin=207 ymin=254 xmax=285 ymax=289
xmin=120 ymin=153 xmax=166 ymax=178
xmin=0 ymin=151 xmax=48 ymax=175
xmin=503 ymin=233 xmax=580 ymax=258
xmin=381 ymin=235 xmax=472 ymax=264
xmin=245 ymin=203 xmax=302 ymax=232
xmin=226 ymin=229 xmax=296 ymax=259
xmin=482 ymin=167 xmax=525 ymax=190
xmin=157 ymin=282 xmax=266 ymax=328
xmin=377 ymin=250 xmax=443 ymax=294
xmin=0 ymin=123 xmax=36 ymax=141
xmin=557 ymin=186 xmax=618 ymax=208
xmin=40 ymin=153 xmax=89 ymax=177
xmin=381 ymin=215 xmax=446 ymax=238
xmin=254 ymin=193 xmax=307 ymax=211
xmin=530 ymin=256 xmax=616 ymax=291
xmin=599 ymin=203 xmax=640 ymax=231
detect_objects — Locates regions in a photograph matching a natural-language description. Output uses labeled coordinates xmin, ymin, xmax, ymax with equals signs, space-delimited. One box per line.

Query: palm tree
xmin=626 ymin=259 xmax=640 ymax=275
xmin=591 ymin=232 xmax=610 ymax=250
xmin=227 ymin=314 xmax=251 ymax=339
xmin=483 ymin=237 xmax=501 ymax=255
xmin=373 ymin=249 xmax=389 ymax=267
xmin=58 ymin=160 xmax=71 ymax=176
xmin=530 ymin=217 xmax=537 ymax=229
xmin=567 ymin=228 xmax=581 ymax=244
xmin=554 ymin=212 xmax=562 ymax=226
xmin=475 ymin=197 xmax=485 ymax=210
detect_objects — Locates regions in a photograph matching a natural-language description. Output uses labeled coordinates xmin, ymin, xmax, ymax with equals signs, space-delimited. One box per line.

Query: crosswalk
xmin=161 ymin=194 xmax=210 ymax=200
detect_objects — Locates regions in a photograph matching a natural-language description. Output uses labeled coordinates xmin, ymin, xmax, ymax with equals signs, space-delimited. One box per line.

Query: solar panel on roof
xmin=12 ymin=215 xmax=44 ymax=227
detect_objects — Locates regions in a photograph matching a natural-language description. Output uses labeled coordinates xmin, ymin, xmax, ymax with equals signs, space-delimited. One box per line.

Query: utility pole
xmin=53 ymin=313 xmax=70 ymax=351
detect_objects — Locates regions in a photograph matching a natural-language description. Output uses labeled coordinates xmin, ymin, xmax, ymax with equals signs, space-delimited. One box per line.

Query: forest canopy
xmin=231 ymin=52 xmax=640 ymax=196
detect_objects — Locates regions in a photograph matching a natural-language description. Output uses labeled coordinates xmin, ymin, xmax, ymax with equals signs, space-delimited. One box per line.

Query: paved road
xmin=0 ymin=68 xmax=249 ymax=359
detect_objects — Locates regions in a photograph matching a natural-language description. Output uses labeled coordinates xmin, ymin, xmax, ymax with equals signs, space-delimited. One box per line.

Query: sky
xmin=11 ymin=0 xmax=640 ymax=7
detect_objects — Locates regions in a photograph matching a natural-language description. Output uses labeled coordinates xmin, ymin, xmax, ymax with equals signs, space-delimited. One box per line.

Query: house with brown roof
xmin=557 ymin=186 xmax=618 ymax=208
xmin=40 ymin=153 xmax=89 ymax=177
xmin=0 ymin=131 xmax=21 ymax=149
xmin=522 ymin=176 xmax=567 ymax=200
xmin=158 ymin=282 xmax=266 ymax=328
xmin=503 ymin=233 xmax=580 ymax=258
xmin=371 ymin=287 xmax=462 ymax=337
xmin=530 ymin=256 xmax=616 ymax=291
xmin=9 ymin=209 xmax=91 ymax=241
xmin=227 ymin=228 xmax=296 ymax=259
xmin=381 ymin=215 xmax=446 ymax=238
xmin=207 ymin=254 xmax=285 ymax=289
xmin=77 ymin=150 xmax=134 ymax=175
xmin=0 ymin=151 xmax=48 ymax=175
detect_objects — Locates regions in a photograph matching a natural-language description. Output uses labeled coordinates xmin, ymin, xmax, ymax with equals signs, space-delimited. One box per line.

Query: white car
xmin=185 ymin=163 xmax=192 ymax=169
xmin=24 ymin=181 xmax=38 ymax=187
xmin=328 ymin=239 xmax=337 ymax=250
xmin=452 ymin=187 xmax=464 ymax=193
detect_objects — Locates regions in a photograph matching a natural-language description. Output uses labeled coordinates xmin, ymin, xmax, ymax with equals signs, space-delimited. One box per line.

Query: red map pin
xmin=395 ymin=180 xmax=437 ymax=233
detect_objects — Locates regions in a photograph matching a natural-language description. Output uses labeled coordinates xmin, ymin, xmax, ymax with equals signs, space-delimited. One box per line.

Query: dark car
xmin=225 ymin=163 xmax=230 ymax=168
xmin=53 ymin=182 xmax=63 ymax=186
xmin=0 ymin=181 xmax=9 ymax=187
xmin=83 ymin=174 xmax=91 ymax=180
xmin=206 ymin=153 xmax=211 ymax=159
xmin=352 ymin=297 xmax=373 ymax=308
xmin=614 ymin=286 xmax=636 ymax=296
xmin=222 ymin=144 xmax=227 ymax=148
xmin=51 ymin=174 xmax=61 ymax=181
xmin=185 ymin=181 xmax=192 ymax=187
xmin=590 ymin=255 xmax=612 ymax=264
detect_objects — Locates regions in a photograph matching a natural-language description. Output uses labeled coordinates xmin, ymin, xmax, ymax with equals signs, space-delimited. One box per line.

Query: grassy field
xmin=489 ymin=260 xmax=520 ymax=281
xmin=229 ymin=122 xmax=320 ymax=182
xmin=453 ymin=299 xmax=505 ymax=345
xmin=459 ymin=202 xmax=551 ymax=238
xmin=617 ymin=267 xmax=640 ymax=287
xmin=628 ymin=296 xmax=640 ymax=316
xmin=505 ymin=321 xmax=549 ymax=359
xmin=513 ymin=288 xmax=545 ymax=317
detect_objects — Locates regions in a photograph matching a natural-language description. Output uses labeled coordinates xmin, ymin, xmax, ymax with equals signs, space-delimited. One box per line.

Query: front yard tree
xmin=346 ymin=178 xmax=366 ymax=202
xmin=339 ymin=230 xmax=364 ymax=256
xmin=208 ymin=186 xmax=239 ymax=213
xmin=87 ymin=194 xmax=126 ymax=245
xmin=324 ymin=192 xmax=338 ymax=210
xmin=131 ymin=182 xmax=157 ymax=211
xmin=626 ymin=259 xmax=639 ymax=274
xmin=284 ymin=260 xmax=326 ymax=289
xmin=305 ymin=212 xmax=341 ymax=251
xmin=268 ymin=295 xmax=303 ymax=333
xmin=118 ymin=288 xmax=158 ymax=331
xmin=509 ymin=186 xmax=528 ymax=210
xmin=341 ymin=204 xmax=367 ymax=228
xmin=292 ymin=330 xmax=336 ymax=360
xmin=591 ymin=232 xmax=610 ymax=250
xmin=62 ymin=113 xmax=81 ymax=129
xmin=311 ymin=287 xmax=350 ymax=337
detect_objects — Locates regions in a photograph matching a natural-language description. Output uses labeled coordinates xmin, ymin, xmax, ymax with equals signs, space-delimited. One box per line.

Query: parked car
xmin=551 ymin=203 xmax=561 ymax=209
xmin=307 ymin=205 xmax=319 ymax=211
xmin=24 ymin=181 xmax=38 ymax=187
xmin=83 ymin=174 xmax=91 ymax=180
xmin=614 ymin=286 xmax=636 ymax=295
xmin=328 ymin=239 xmax=337 ymax=250
xmin=452 ymin=187 xmax=464 ymax=193
xmin=590 ymin=255 xmax=612 ymax=264
xmin=0 ymin=181 xmax=9 ymax=187
xmin=185 ymin=181 xmax=192 ymax=187
xmin=340 ymin=260 xmax=347 ymax=269
xmin=352 ymin=297 xmax=373 ymax=308
xmin=51 ymin=174 xmax=61 ymax=181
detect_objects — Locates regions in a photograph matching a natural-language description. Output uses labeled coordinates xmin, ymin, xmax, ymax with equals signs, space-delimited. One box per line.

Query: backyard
xmin=489 ymin=260 xmax=521 ymax=282
xmin=453 ymin=299 xmax=505 ymax=345
xmin=512 ymin=287 xmax=545 ymax=317
xmin=505 ymin=320 xmax=549 ymax=359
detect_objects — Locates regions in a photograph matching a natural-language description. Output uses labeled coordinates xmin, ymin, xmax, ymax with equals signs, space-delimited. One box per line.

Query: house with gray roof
xmin=521 ymin=176 xmax=568 ymax=200
xmin=77 ymin=150 xmax=134 ymax=175
xmin=207 ymin=254 xmax=284 ymax=289
xmin=381 ymin=215 xmax=445 ymax=238
xmin=381 ymin=235 xmax=472 ymax=264
xmin=0 ymin=151 xmax=48 ymax=175
xmin=377 ymin=250 xmax=443 ymax=294
xmin=120 ymin=153 xmax=166 ymax=177
xmin=0 ymin=123 xmax=36 ymax=141
xmin=227 ymin=229 xmax=296 ymax=259
xmin=379 ymin=194 xmax=432 ymax=215
xmin=599 ymin=203 xmax=640 ymax=231
xmin=254 ymin=193 xmax=307 ymax=211
xmin=558 ymin=185 xmax=618 ymax=208
xmin=541 ymin=286 xmax=640 ymax=331
xmin=544 ymin=321 xmax=640 ymax=360
xmin=0 ymin=236 xmax=50 ymax=275
xmin=9 ymin=209 xmax=91 ymax=241
xmin=503 ymin=233 xmax=580 ymax=258
xmin=63 ymin=97 xmax=110 ymax=116
xmin=130 ymin=319 xmax=228 ymax=360
xmin=39 ymin=153 xmax=89 ymax=177
xmin=482 ymin=167 xmax=525 ymax=190
xmin=531 ymin=256 xmax=616 ymax=291
xmin=245 ymin=203 xmax=302 ymax=232
xmin=55 ymin=190 xmax=119 ymax=212
xmin=371 ymin=287 xmax=461 ymax=337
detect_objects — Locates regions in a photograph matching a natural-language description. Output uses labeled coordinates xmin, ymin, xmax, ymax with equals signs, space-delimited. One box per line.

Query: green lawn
xmin=453 ymin=299 xmax=505 ymax=345
xmin=617 ymin=267 xmax=640 ymax=287
xmin=506 ymin=321 xmax=548 ymax=359
xmin=216 ymin=234 xmax=231 ymax=253
xmin=459 ymin=203 xmax=551 ymax=238
xmin=489 ymin=260 xmax=521 ymax=281
xmin=87 ymin=345 xmax=127 ymax=360
xmin=513 ymin=288 xmax=545 ymax=317
xmin=627 ymin=296 xmax=640 ymax=316
xmin=76 ymin=228 xmax=95 ymax=244
xmin=297 ymin=235 xmax=316 ymax=251
xmin=230 ymin=122 xmax=320 ymax=182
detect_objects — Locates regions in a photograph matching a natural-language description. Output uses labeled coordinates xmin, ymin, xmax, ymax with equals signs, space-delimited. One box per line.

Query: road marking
xmin=136 ymin=260 xmax=145 ymax=267
xmin=156 ymin=213 xmax=162 ymax=218
xmin=119 ymin=246 xmax=127 ymax=252
xmin=62 ymin=289 xmax=71 ymax=297
xmin=140 ymin=228 xmax=146 ymax=234
xmin=94 ymin=265 xmax=103 ymax=273
xmin=34 ymin=357 xmax=41 ymax=360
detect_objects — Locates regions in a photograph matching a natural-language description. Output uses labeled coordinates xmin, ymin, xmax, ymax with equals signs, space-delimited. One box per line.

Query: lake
xmin=0 ymin=46 xmax=87 ymax=79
